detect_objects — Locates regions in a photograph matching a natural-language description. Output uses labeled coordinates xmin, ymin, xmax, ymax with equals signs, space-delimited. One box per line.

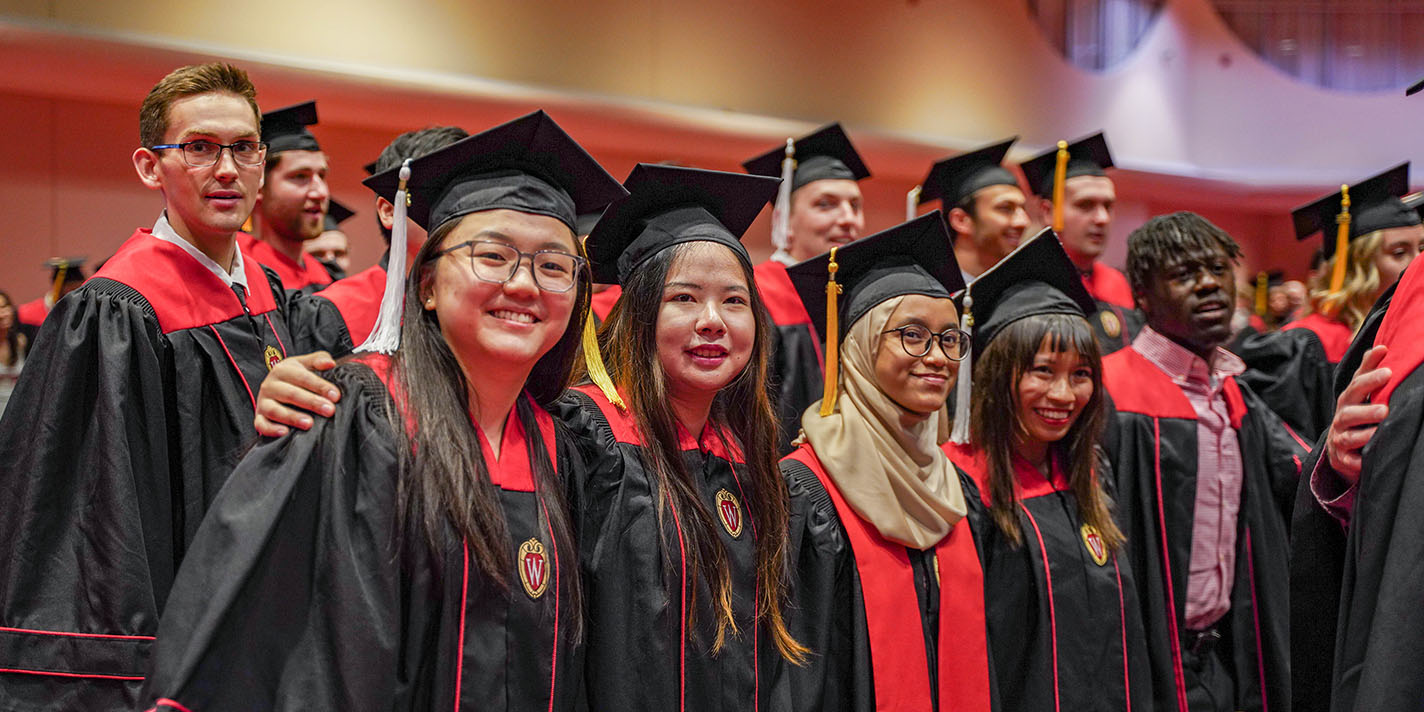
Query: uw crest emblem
xmin=1099 ymin=311 xmax=1122 ymax=339
xmin=518 ymin=538 xmax=550 ymax=599
xmin=264 ymin=345 xmax=283 ymax=371
xmin=715 ymin=489 xmax=744 ymax=538
xmin=1080 ymin=523 xmax=1109 ymax=566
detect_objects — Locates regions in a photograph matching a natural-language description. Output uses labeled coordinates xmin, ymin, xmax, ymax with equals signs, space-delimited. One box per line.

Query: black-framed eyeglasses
xmin=429 ymin=239 xmax=586 ymax=293
xmin=883 ymin=324 xmax=970 ymax=361
xmin=150 ymin=140 xmax=268 ymax=167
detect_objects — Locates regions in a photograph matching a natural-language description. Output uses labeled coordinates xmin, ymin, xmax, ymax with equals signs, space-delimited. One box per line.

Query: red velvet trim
xmin=1084 ymin=263 xmax=1134 ymax=310
xmin=1114 ymin=559 xmax=1133 ymax=712
xmin=152 ymin=699 xmax=194 ymax=712
xmin=788 ymin=445 xmax=991 ymax=712
xmin=1281 ymin=313 xmax=1353 ymax=363
xmin=316 ymin=263 xmax=386 ymax=345
xmin=943 ymin=442 xmax=1069 ymax=503
xmin=590 ymin=285 xmax=622 ymax=321
xmin=15 ymin=298 xmax=46 ymax=327
xmin=1245 ymin=530 xmax=1271 ymax=712
xmin=1221 ymin=377 xmax=1246 ymax=431
xmin=237 ymin=232 xmax=332 ymax=289
xmin=454 ymin=538 xmax=470 ymax=712
xmin=571 ymin=384 xmax=745 ymax=463
xmin=752 ymin=261 xmax=811 ymax=327
xmin=207 ymin=325 xmax=256 ymax=412
xmin=1373 ymin=261 xmax=1424 ymax=405
xmin=472 ymin=396 xmax=557 ymax=493
xmin=0 ymin=625 xmax=155 ymax=641
xmin=1153 ymin=418 xmax=1191 ymax=712
xmin=96 ymin=229 xmax=277 ymax=334
xmin=1102 ymin=347 xmax=1198 ymax=420
xmin=0 ymin=667 xmax=144 ymax=681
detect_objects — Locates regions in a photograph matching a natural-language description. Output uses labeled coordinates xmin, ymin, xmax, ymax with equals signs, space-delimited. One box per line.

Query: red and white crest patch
xmin=1080 ymin=523 xmax=1108 ymax=566
xmin=518 ymin=537 xmax=549 ymax=599
xmin=265 ymin=345 xmax=282 ymax=371
xmin=715 ymin=489 xmax=743 ymax=538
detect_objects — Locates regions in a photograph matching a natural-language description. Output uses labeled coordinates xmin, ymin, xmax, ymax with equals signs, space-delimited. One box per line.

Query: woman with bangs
xmin=942 ymin=230 xmax=1151 ymax=712
xmin=778 ymin=214 xmax=995 ymax=712
xmin=141 ymin=111 xmax=626 ymax=712
xmin=558 ymin=164 xmax=804 ymax=710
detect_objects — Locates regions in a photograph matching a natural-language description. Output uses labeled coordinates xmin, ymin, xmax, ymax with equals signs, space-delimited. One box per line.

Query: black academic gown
xmin=1285 ymin=280 xmax=1396 ymax=712
xmin=142 ymin=358 xmax=581 ymax=711
xmin=0 ymin=228 xmax=291 ymax=710
xmin=557 ymin=384 xmax=775 ymax=711
xmin=1090 ymin=301 xmax=1145 ymax=356
xmin=778 ymin=443 xmax=995 ymax=712
xmin=946 ymin=443 xmax=1151 ymax=712
xmin=1233 ymin=327 xmax=1336 ymax=443
xmin=1102 ymin=346 xmax=1306 ymax=712
xmin=754 ymin=261 xmax=824 ymax=454
xmin=286 ymin=252 xmax=390 ymax=358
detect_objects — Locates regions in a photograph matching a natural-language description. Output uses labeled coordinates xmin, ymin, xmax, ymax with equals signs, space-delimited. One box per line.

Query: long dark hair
xmin=0 ymin=290 xmax=20 ymax=367
xmin=387 ymin=214 xmax=587 ymax=634
xmin=969 ymin=313 xmax=1123 ymax=551
xmin=597 ymin=242 xmax=805 ymax=663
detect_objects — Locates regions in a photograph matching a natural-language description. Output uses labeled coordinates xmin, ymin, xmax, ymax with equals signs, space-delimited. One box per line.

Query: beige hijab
xmin=799 ymin=295 xmax=967 ymax=549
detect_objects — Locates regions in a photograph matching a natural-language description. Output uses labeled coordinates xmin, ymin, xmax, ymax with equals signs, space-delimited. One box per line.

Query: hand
xmin=1326 ymin=345 xmax=1391 ymax=485
xmin=254 ymin=351 xmax=341 ymax=438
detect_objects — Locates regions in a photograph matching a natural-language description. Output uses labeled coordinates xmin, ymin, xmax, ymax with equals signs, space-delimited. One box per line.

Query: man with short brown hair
xmin=0 ymin=62 xmax=292 ymax=709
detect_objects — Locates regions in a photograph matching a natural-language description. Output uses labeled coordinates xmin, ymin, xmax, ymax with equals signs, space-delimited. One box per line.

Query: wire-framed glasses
xmin=149 ymin=140 xmax=269 ymax=167
xmin=883 ymin=324 xmax=970 ymax=361
xmin=429 ymin=239 xmax=586 ymax=293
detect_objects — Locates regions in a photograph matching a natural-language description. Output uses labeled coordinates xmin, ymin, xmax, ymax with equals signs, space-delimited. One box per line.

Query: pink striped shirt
xmin=1134 ymin=326 xmax=1246 ymax=630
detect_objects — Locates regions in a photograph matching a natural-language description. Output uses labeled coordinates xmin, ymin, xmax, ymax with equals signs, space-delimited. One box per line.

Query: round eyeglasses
xmin=149 ymin=140 xmax=269 ymax=167
xmin=429 ymin=239 xmax=586 ymax=293
xmin=883 ymin=324 xmax=970 ymax=361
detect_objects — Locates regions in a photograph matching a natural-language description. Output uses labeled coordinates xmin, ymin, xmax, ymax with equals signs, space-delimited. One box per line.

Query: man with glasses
xmin=0 ymin=63 xmax=293 ymax=710
xmin=238 ymin=101 xmax=336 ymax=290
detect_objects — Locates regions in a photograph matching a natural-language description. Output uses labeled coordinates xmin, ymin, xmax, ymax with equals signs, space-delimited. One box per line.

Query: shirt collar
xmin=1133 ymin=324 xmax=1244 ymax=390
xmin=150 ymin=212 xmax=250 ymax=294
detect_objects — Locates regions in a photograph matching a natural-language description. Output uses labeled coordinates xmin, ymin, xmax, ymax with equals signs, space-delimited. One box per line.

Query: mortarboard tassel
xmin=949 ymin=293 xmax=973 ymax=444
xmin=906 ymin=185 xmax=922 ymax=221
xmin=355 ymin=159 xmax=413 ymax=355
xmin=1254 ymin=271 xmax=1268 ymax=317
xmin=1329 ymin=185 xmax=1351 ymax=298
xmin=1051 ymin=140 xmax=1069 ymax=232
xmin=48 ymin=263 xmax=69 ymax=305
xmin=770 ymin=139 xmax=796 ymax=264
xmin=578 ymin=237 xmax=626 ymax=411
xmin=818 ymin=246 xmax=844 ymax=417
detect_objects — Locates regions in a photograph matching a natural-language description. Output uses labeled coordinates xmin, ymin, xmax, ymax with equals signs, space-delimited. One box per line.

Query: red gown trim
xmin=237 ymin=232 xmax=333 ymax=289
xmin=1282 ymin=312 xmax=1353 ymax=364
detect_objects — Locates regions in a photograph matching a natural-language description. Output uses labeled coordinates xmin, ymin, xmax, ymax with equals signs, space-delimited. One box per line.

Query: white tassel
xmin=949 ymin=293 xmax=973 ymax=444
xmin=355 ymin=159 xmax=413 ymax=355
xmin=906 ymin=185 xmax=922 ymax=221
xmin=769 ymin=139 xmax=795 ymax=264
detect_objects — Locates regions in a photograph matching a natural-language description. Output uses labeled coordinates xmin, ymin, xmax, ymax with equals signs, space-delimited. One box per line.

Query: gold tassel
xmin=1254 ymin=271 xmax=1268 ymax=317
xmin=1051 ymin=140 xmax=1069 ymax=232
xmin=818 ymin=246 xmax=844 ymax=417
xmin=48 ymin=264 xmax=68 ymax=304
xmin=578 ymin=237 xmax=625 ymax=411
xmin=1330 ymin=184 xmax=1351 ymax=296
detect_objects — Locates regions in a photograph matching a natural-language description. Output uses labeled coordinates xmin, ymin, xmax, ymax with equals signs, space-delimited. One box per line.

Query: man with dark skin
xmin=1100 ymin=211 xmax=1303 ymax=712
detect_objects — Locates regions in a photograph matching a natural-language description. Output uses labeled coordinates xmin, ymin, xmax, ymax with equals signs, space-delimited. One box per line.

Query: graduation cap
xmin=1404 ymin=191 xmax=1424 ymax=221
xmin=1019 ymin=133 xmax=1114 ymax=232
xmin=1253 ymin=269 xmax=1285 ymax=317
xmin=743 ymin=123 xmax=871 ymax=262
xmin=1291 ymin=163 xmax=1420 ymax=294
xmin=786 ymin=212 xmax=964 ymax=415
xmin=575 ymin=209 xmax=604 ymax=238
xmin=353 ymin=110 xmax=627 ymax=355
xmin=323 ymin=199 xmax=355 ymax=232
xmin=908 ymin=137 xmax=1019 ymax=220
xmin=586 ymin=163 xmax=780 ymax=285
xmin=948 ymin=228 xmax=1094 ymax=442
xmin=262 ymin=101 xmax=321 ymax=154
xmin=43 ymin=256 xmax=87 ymax=303
xmin=362 ymin=160 xmax=378 ymax=176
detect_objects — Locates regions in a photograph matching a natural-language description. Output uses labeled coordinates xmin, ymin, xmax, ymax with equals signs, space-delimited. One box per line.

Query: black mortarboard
xmin=261 ymin=101 xmax=321 ymax=154
xmin=1019 ymin=132 xmax=1114 ymax=198
xmin=361 ymin=110 xmax=627 ymax=233
xmin=1291 ymin=163 xmax=1420 ymax=258
xmin=742 ymin=123 xmax=871 ymax=191
xmin=787 ymin=212 xmax=964 ymax=343
xmin=575 ymin=209 xmax=604 ymax=238
xmin=44 ymin=256 xmax=87 ymax=284
xmin=916 ymin=137 xmax=1020 ymax=209
xmin=1264 ymin=269 xmax=1285 ymax=288
xmin=960 ymin=227 xmax=1096 ymax=356
xmin=362 ymin=160 xmax=377 ymax=176
xmin=323 ymin=199 xmax=355 ymax=232
xmin=1404 ymin=191 xmax=1424 ymax=221
xmin=586 ymin=164 xmax=779 ymax=284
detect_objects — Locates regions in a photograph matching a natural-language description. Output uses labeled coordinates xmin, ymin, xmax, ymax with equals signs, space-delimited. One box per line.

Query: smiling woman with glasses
xmin=776 ymin=213 xmax=997 ymax=712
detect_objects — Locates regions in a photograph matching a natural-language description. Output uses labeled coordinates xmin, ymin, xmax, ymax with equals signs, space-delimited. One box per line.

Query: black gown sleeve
xmin=141 ymin=364 xmax=416 ymax=711
xmin=1233 ymin=328 xmax=1335 ymax=442
xmin=0 ymin=282 xmax=174 ymax=710
xmin=285 ymin=291 xmax=356 ymax=358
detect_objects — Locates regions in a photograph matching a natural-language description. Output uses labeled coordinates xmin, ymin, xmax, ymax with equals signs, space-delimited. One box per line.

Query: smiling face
xmin=1138 ymin=244 xmax=1237 ymax=358
xmin=421 ymin=209 xmax=580 ymax=380
xmin=787 ymin=179 xmax=864 ymax=261
xmin=1014 ymin=336 xmax=1095 ymax=447
xmin=873 ymin=294 xmax=960 ymax=417
xmin=132 ymin=91 xmax=263 ymax=245
xmin=1054 ymin=175 xmax=1115 ymax=268
xmin=259 ymin=149 xmax=330 ymax=243
xmin=656 ymin=242 xmax=757 ymax=407
xmin=952 ymin=184 xmax=1030 ymax=270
